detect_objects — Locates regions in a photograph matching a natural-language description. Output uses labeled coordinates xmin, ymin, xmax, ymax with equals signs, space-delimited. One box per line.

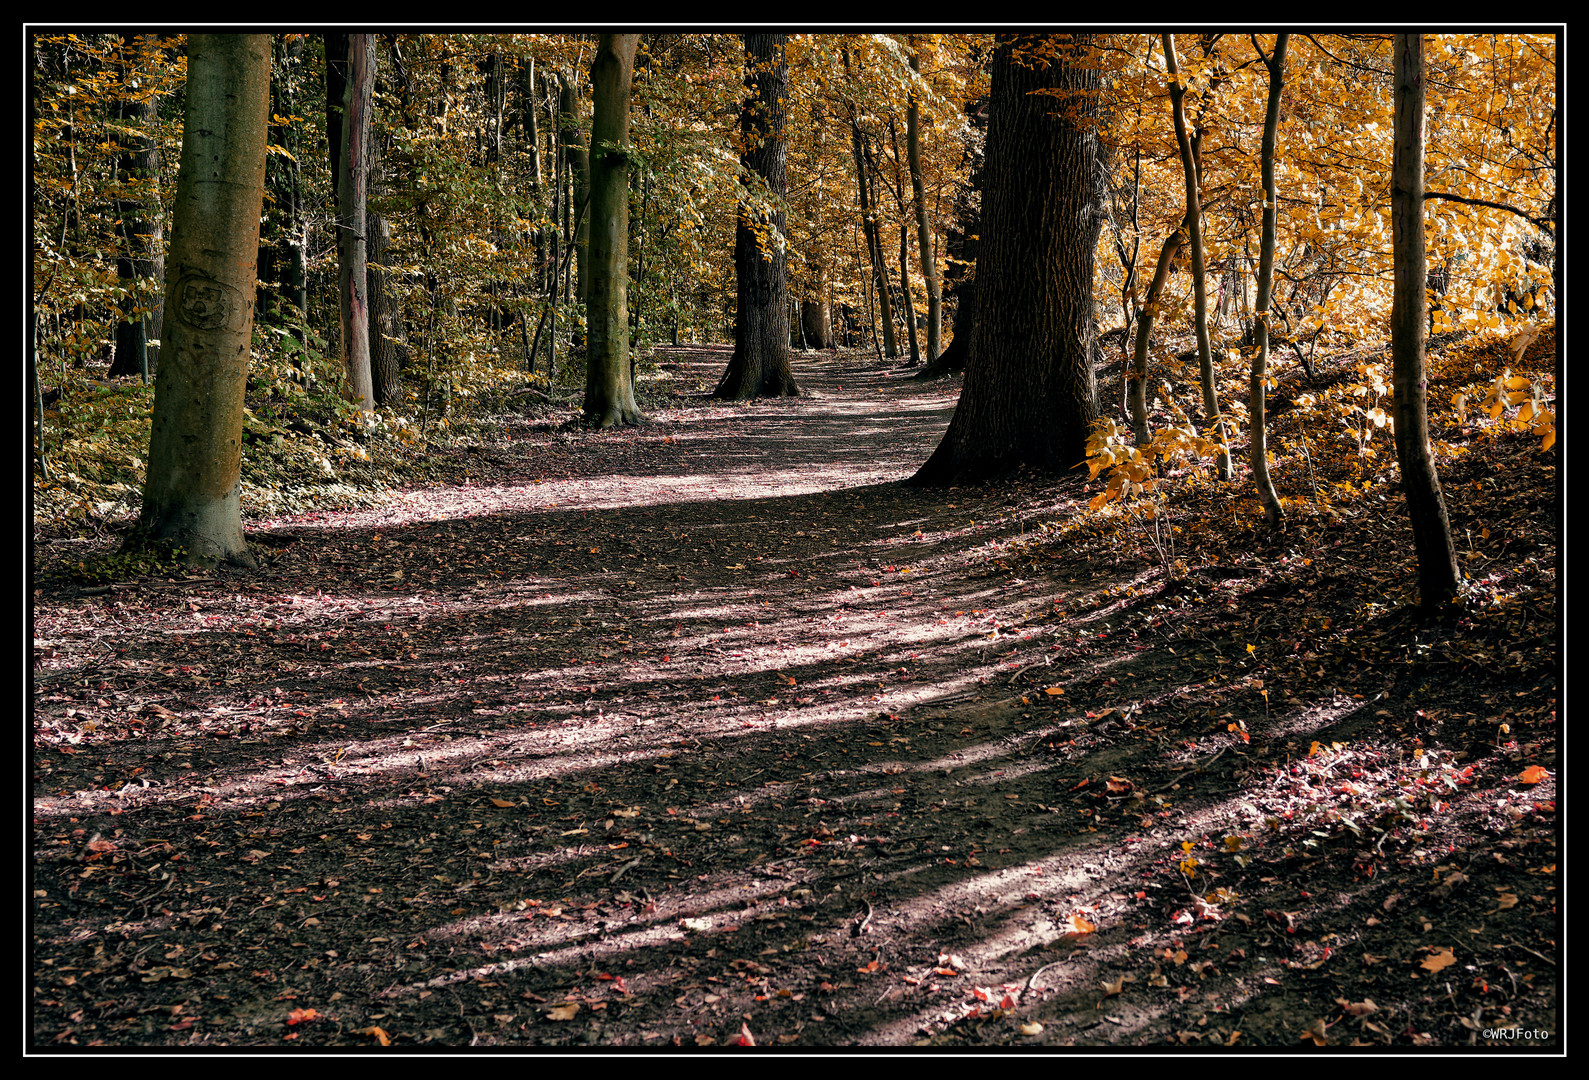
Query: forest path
xmin=32 ymin=346 xmax=1559 ymax=1049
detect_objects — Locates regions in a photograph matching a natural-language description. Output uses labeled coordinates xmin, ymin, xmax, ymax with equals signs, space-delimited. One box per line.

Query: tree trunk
xmin=1390 ymin=33 xmax=1462 ymax=609
xmin=1129 ymin=225 xmax=1186 ymax=446
xmin=367 ymin=127 xmax=405 ymax=406
xmin=108 ymin=35 xmax=164 ymax=382
xmin=583 ymin=34 xmax=644 ymax=428
xmin=850 ymin=120 xmax=897 ymax=360
xmin=802 ymin=299 xmax=832 ymax=349
xmin=714 ymin=33 xmax=798 ymax=400
xmin=559 ymin=73 xmax=590 ymax=309
xmin=327 ymin=33 xmax=375 ymax=411
xmin=127 ymin=34 xmax=270 ymax=569
xmin=1164 ymin=34 xmax=1229 ymax=478
xmin=907 ymin=36 xmax=941 ymax=363
xmin=912 ymin=34 xmax=1104 ymax=484
xmin=1249 ymin=34 xmax=1288 ymax=526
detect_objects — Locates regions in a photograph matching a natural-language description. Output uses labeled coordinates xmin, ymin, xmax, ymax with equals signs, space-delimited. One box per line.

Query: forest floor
xmin=31 ymin=343 xmax=1560 ymax=1052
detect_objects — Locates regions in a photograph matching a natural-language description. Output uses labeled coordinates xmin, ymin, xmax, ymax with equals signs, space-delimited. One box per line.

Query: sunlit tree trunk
xmin=1390 ymin=33 xmax=1462 ymax=608
xmin=127 ymin=34 xmax=270 ymax=568
xmin=1249 ymin=34 xmax=1288 ymax=526
xmin=714 ymin=33 xmax=798 ymax=400
xmin=1164 ymin=34 xmax=1229 ymax=479
xmin=583 ymin=34 xmax=644 ymax=428
xmin=913 ymin=34 xmax=1104 ymax=484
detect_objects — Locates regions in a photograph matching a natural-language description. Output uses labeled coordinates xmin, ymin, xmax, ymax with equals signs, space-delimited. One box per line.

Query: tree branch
xmin=1422 ymin=190 xmax=1553 ymax=230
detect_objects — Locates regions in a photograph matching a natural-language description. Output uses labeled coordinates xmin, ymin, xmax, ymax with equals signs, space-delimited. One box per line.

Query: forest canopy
xmin=30 ymin=31 xmax=1556 ymax=530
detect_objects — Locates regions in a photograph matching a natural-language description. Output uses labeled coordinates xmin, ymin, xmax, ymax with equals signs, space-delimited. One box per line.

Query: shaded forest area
xmin=31 ymin=32 xmax=1558 ymax=1050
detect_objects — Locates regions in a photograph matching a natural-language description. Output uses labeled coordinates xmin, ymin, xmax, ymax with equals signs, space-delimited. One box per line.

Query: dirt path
xmin=31 ymin=349 xmax=1560 ymax=1049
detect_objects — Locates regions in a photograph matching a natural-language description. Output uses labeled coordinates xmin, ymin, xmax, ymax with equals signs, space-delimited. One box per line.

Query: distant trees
xmin=913 ymin=34 xmax=1105 ymax=484
xmin=126 ymin=34 xmax=271 ymax=567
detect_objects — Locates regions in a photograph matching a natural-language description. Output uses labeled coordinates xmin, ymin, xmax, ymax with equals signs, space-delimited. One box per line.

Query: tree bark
xmin=583 ymin=34 xmax=644 ymax=428
xmin=1249 ymin=34 xmax=1288 ymax=526
xmin=127 ymin=34 xmax=270 ymax=569
xmin=1390 ymin=33 xmax=1462 ymax=609
xmin=912 ymin=35 xmax=1104 ymax=484
xmin=327 ymin=33 xmax=375 ymax=412
xmin=714 ymin=33 xmax=798 ymax=400
xmin=367 ymin=127 xmax=405 ymax=407
xmin=907 ymin=36 xmax=941 ymax=363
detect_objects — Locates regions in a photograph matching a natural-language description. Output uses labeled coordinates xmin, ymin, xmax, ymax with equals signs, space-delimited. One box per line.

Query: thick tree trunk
xmin=583 ymin=34 xmax=644 ymax=428
xmin=1390 ymin=33 xmax=1462 ymax=609
xmin=1249 ymin=34 xmax=1288 ymax=526
xmin=912 ymin=35 xmax=1104 ymax=484
xmin=801 ymin=299 xmax=832 ymax=349
xmin=128 ymin=34 xmax=270 ymax=569
xmin=714 ymin=33 xmax=798 ymax=400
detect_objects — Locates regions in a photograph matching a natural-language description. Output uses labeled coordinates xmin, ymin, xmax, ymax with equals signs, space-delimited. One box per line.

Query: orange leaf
xmin=1419 ymin=947 xmax=1457 ymax=973
xmin=1518 ymin=766 xmax=1549 ymax=784
xmin=354 ymin=1025 xmax=390 ymax=1046
xmin=489 ymin=797 xmax=517 ymax=808
xmin=285 ymin=1007 xmax=322 ymax=1026
xmin=546 ymin=1003 xmax=580 ymax=1021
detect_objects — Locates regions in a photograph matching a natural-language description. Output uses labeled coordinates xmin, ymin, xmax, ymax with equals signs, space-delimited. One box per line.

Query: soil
xmin=31 ymin=346 xmax=1560 ymax=1051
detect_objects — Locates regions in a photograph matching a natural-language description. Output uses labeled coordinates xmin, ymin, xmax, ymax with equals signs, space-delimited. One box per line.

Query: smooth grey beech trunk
xmin=128 ymin=34 xmax=270 ymax=568
xmin=583 ymin=34 xmax=643 ymax=428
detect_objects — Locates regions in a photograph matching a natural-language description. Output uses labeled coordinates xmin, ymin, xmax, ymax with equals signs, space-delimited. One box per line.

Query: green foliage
xmin=40 ymin=535 xmax=190 ymax=589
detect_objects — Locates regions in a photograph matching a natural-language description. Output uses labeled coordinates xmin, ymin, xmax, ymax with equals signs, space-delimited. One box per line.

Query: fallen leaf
xmin=1299 ymin=1017 xmax=1328 ymax=1046
xmin=546 ymin=1003 xmax=580 ymax=1021
xmin=353 ymin=1025 xmax=391 ymax=1046
xmin=736 ymin=1022 xmax=756 ymax=1046
xmin=1518 ymin=765 xmax=1549 ymax=784
xmin=285 ymin=1007 xmax=322 ymax=1026
xmin=1419 ymin=947 xmax=1457 ymax=973
xmin=1020 ymin=1021 xmax=1044 ymax=1036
